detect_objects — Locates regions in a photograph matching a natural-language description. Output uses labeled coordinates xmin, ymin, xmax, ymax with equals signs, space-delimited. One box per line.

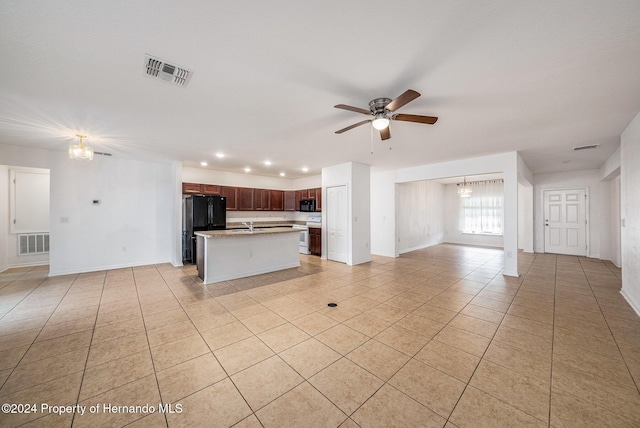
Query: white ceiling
xmin=1 ymin=1 xmax=639 ymax=178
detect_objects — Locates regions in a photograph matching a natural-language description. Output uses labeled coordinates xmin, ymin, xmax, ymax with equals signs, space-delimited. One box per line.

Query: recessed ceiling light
xmin=200 ymin=161 xmax=208 ymax=166
xmin=244 ymin=167 xmax=251 ymax=173
xmin=302 ymin=167 xmax=309 ymax=172
xmin=215 ymin=153 xmax=224 ymax=159
xmin=279 ymin=172 xmax=285 ymax=177
xmin=264 ymin=160 xmax=272 ymax=166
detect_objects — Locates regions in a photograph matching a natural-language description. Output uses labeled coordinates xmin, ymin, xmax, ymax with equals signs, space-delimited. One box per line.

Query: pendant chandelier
xmin=69 ymin=134 xmax=94 ymax=160
xmin=458 ymin=176 xmax=472 ymax=198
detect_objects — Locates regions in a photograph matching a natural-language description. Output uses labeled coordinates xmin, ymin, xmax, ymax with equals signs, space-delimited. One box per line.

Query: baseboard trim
xmin=48 ymin=260 xmax=172 ymax=277
xmin=0 ymin=261 xmax=49 ymax=273
xmin=620 ymin=289 xmax=640 ymax=318
xmin=502 ymin=269 xmax=519 ymax=278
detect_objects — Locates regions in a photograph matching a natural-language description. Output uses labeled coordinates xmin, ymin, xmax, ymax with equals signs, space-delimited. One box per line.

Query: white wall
xmin=371 ymin=152 xmax=520 ymax=276
xmin=517 ymin=182 xmax=534 ymax=252
xmin=351 ymin=162 xmax=371 ymax=265
xmin=396 ymin=181 xmax=445 ymax=253
xmin=370 ymin=171 xmax=396 ymax=257
xmin=0 ymin=165 xmax=8 ymax=271
xmin=442 ymin=183 xmax=503 ymax=248
xmin=0 ymin=165 xmax=51 ymax=271
xmin=322 ymin=162 xmax=371 ymax=265
xmin=621 ymin=111 xmax=640 ymax=315
xmin=182 ymin=166 xmax=321 ymax=191
xmin=598 ymin=147 xmax=621 ymax=265
xmin=532 ymin=169 xmax=604 ymax=258
xmin=610 ymin=175 xmax=621 ymax=267
xmin=0 ymin=143 xmax=178 ymax=276
xmin=517 ymin=155 xmax=534 ymax=253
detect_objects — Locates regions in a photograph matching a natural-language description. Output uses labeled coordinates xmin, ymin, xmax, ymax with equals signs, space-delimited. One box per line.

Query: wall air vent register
xmin=19 ymin=233 xmax=49 ymax=255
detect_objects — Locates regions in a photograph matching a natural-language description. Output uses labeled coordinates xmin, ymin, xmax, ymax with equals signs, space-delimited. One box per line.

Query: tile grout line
xmin=548 ymin=254 xmax=558 ymax=428
xmin=156 ymin=264 xmax=265 ymax=426
xmin=0 ymin=272 xmax=84 ymax=394
xmin=137 ymin=265 xmax=171 ymax=428
xmin=70 ymin=270 xmax=108 ymax=428
xmin=443 ymin=252 xmax=540 ymax=426
xmin=577 ymin=258 xmax=640 ymax=395
xmin=0 ymin=267 xmax=56 ymax=391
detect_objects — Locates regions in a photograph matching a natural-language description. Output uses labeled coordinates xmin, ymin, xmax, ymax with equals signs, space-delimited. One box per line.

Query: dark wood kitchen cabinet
xmin=270 ymin=190 xmax=284 ymax=211
xmin=220 ymin=186 xmax=237 ymax=210
xmin=315 ymin=187 xmax=322 ymax=211
xmin=254 ymin=188 xmax=270 ymax=210
xmin=183 ymin=182 xmax=321 ymax=212
xmin=284 ymin=191 xmax=296 ymax=211
xmin=202 ymin=184 xmax=221 ymax=195
xmin=309 ymin=227 xmax=321 ymax=256
xmin=182 ymin=182 xmax=203 ymax=194
xmin=237 ymin=187 xmax=255 ymax=211
xmin=297 ymin=188 xmax=322 ymax=211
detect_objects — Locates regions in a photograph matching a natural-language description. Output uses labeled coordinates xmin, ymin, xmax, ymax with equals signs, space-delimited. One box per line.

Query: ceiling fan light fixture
xmin=372 ymin=116 xmax=390 ymax=130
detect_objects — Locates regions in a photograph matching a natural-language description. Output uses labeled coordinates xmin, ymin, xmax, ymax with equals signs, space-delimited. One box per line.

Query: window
xmin=458 ymin=180 xmax=503 ymax=235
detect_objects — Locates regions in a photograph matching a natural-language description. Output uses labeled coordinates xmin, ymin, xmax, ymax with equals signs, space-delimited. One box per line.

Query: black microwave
xmin=300 ymin=199 xmax=316 ymax=212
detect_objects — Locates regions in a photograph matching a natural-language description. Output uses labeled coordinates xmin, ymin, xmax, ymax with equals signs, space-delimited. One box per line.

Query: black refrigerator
xmin=183 ymin=195 xmax=226 ymax=264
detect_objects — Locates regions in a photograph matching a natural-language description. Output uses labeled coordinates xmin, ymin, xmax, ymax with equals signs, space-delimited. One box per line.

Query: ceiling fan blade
xmin=385 ymin=89 xmax=421 ymax=112
xmin=380 ymin=127 xmax=390 ymax=140
xmin=392 ymin=113 xmax=438 ymax=125
xmin=334 ymin=104 xmax=371 ymax=115
xmin=335 ymin=119 xmax=371 ymax=134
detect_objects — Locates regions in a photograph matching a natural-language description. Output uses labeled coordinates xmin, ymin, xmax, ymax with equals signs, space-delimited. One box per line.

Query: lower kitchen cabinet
xmin=309 ymin=227 xmax=321 ymax=256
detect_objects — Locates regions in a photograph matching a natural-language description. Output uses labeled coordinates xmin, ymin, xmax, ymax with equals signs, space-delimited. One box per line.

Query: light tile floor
xmin=0 ymin=245 xmax=639 ymax=427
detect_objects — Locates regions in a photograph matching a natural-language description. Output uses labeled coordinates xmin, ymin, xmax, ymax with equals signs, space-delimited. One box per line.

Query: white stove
xmin=292 ymin=224 xmax=310 ymax=254
xmin=294 ymin=215 xmax=321 ymax=254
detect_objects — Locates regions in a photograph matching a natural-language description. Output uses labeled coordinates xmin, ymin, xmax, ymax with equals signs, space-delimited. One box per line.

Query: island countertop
xmin=195 ymin=226 xmax=303 ymax=239
xmin=195 ymin=226 xmax=302 ymax=283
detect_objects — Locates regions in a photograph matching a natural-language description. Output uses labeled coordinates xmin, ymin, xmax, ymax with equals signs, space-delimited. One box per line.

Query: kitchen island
xmin=194 ymin=227 xmax=301 ymax=284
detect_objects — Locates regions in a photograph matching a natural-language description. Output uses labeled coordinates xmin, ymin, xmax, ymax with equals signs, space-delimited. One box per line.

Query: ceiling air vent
xmin=572 ymin=144 xmax=599 ymax=151
xmin=144 ymin=54 xmax=192 ymax=87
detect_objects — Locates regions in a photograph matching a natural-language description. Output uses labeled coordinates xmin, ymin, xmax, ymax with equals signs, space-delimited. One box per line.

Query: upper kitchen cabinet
xmin=284 ymin=191 xmax=296 ymax=211
xmin=182 ymin=182 xmax=203 ymax=194
xmin=315 ymin=188 xmax=322 ymax=211
xmin=297 ymin=188 xmax=321 ymax=211
xmin=254 ymin=188 xmax=270 ymax=210
xmin=237 ymin=187 xmax=255 ymax=211
xmin=202 ymin=184 xmax=221 ymax=195
xmin=270 ymin=190 xmax=284 ymax=211
xmin=220 ymin=186 xmax=238 ymax=211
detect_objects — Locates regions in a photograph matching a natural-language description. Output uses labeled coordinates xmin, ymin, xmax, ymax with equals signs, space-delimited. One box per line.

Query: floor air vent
xmin=19 ymin=233 xmax=49 ymax=255
xmin=144 ymin=54 xmax=192 ymax=87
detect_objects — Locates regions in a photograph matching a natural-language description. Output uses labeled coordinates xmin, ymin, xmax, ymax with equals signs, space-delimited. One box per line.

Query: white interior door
xmin=327 ymin=185 xmax=348 ymax=263
xmin=544 ymin=189 xmax=587 ymax=256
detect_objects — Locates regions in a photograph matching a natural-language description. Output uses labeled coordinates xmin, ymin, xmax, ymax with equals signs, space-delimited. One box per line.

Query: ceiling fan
xmin=334 ymin=89 xmax=438 ymax=140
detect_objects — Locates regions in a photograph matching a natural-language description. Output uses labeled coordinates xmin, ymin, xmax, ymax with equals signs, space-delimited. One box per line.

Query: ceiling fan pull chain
xmin=370 ymin=125 xmax=374 ymax=154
